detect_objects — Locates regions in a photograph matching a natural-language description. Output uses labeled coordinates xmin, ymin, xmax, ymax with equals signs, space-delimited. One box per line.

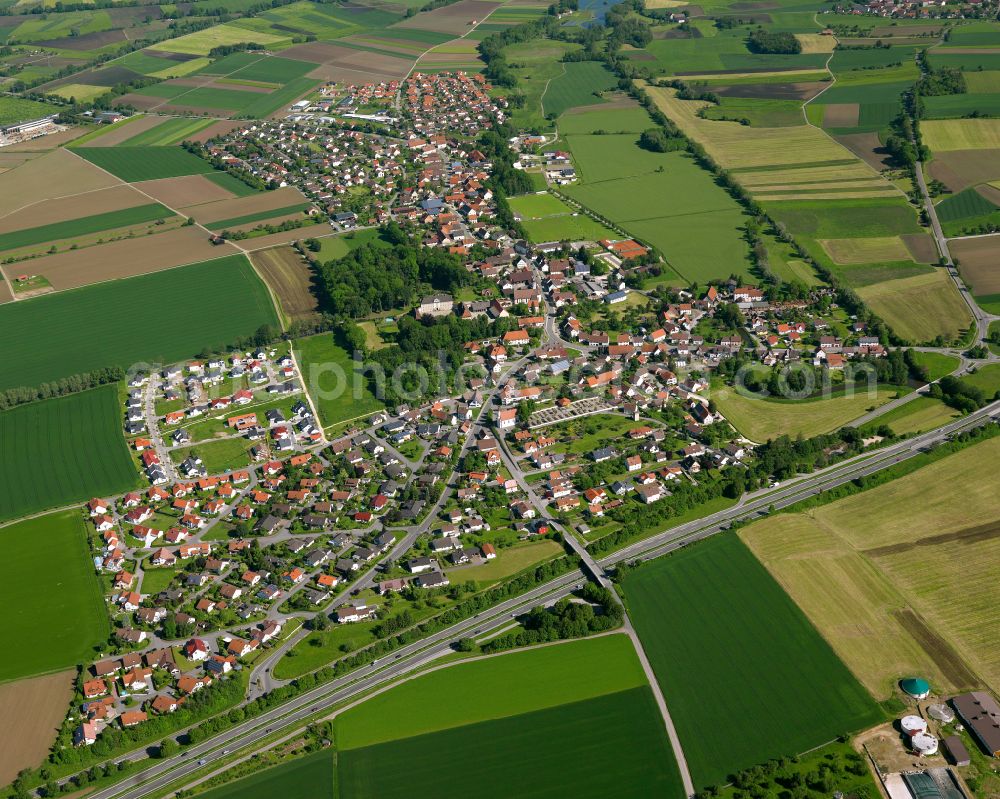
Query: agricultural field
xmin=170 ymin=438 xmax=253 ymax=474
xmin=560 ymin=137 xmax=750 ymax=284
xmin=249 ymin=245 xmax=320 ymax=322
xmin=0 ymin=148 xmax=119 ymax=218
xmin=710 ymin=381 xmax=897 ymax=443
xmin=198 ymin=751 xmax=333 ymax=799
xmin=951 ymin=235 xmax=1000 ymax=299
xmin=0 ymin=95 xmax=59 ymax=125
xmin=73 ymin=145 xmax=216 ymax=182
xmin=621 ymin=534 xmax=883 ymax=788
xmin=509 ymin=191 xmax=616 ymax=243
xmin=0 ymin=510 xmax=111 ymax=683
xmin=293 ymin=333 xmax=384 ymax=429
xmin=334 ymin=635 xmax=685 ymax=798
xmin=922 ymin=118 xmax=1000 ymax=151
xmin=0 ymin=385 xmax=139 ymax=521
xmin=113 ymin=116 xmax=220 ymax=147
xmin=0 ymin=201 xmax=171 ymax=253
xmin=935 ymin=186 xmax=1000 ymax=236
xmin=862 ymin=395 xmax=959 ymax=436
xmin=0 ymin=670 xmax=75 ymax=787
xmin=0 ymin=254 xmax=278 ymax=391
xmin=741 ymin=433 xmax=1000 ymax=697
xmin=1 ymin=226 xmax=242 ymax=293
xmin=857 ymin=269 xmax=972 ymax=344
xmin=541 ymin=60 xmax=618 ymax=117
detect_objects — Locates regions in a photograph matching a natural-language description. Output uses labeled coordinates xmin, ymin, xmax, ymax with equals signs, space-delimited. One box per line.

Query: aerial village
xmin=60 ymin=68 xmax=900 ymax=753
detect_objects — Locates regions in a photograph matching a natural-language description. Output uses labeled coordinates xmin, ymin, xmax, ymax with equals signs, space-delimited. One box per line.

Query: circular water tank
xmin=928 ymin=703 xmax=955 ymax=723
xmin=901 ymin=715 xmax=928 ymax=737
xmin=912 ymin=732 xmax=938 ymax=756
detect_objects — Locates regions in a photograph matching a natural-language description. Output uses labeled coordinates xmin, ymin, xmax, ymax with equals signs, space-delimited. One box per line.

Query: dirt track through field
xmin=0 ymin=184 xmax=147 ymax=234
xmin=0 ymin=670 xmax=75 ymax=786
xmin=864 ymin=519 xmax=1000 ymax=557
xmin=892 ymin=609 xmax=979 ymax=689
xmin=0 ymin=148 xmax=120 ymax=218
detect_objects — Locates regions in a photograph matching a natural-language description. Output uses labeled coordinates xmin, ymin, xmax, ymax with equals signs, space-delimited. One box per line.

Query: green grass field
xmin=561 ymin=142 xmax=749 ymax=283
xmin=0 ymin=202 xmax=172 ymax=252
xmin=73 ymin=146 xmax=216 ymax=182
xmin=622 ymin=535 xmax=883 ymax=788
xmin=198 ymin=751 xmax=333 ymax=799
xmin=118 ymin=117 xmax=218 ymax=147
xmin=0 ymin=510 xmax=110 ymax=683
xmin=0 ymin=385 xmax=139 ymax=522
xmin=293 ymin=333 xmax=384 ymax=429
xmin=711 ymin=381 xmax=897 ymax=442
xmin=170 ymin=437 xmax=252 ymax=474
xmin=908 ymin=350 xmax=960 ymax=382
xmin=0 ymin=95 xmax=60 ymax=125
xmin=0 ymin=255 xmax=279 ymax=391
xmin=333 ymin=635 xmax=683 ymax=798
xmin=541 ymin=60 xmax=618 ymax=117
xmin=337 ymin=688 xmax=683 ymax=799
xmin=336 ymin=635 xmax=647 ymax=749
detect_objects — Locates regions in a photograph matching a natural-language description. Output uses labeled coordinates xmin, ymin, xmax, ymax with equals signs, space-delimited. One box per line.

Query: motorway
xmin=88 ymin=395 xmax=1000 ymax=799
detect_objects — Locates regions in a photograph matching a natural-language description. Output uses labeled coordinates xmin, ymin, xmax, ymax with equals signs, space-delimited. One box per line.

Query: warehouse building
xmin=951 ymin=691 xmax=1000 ymax=757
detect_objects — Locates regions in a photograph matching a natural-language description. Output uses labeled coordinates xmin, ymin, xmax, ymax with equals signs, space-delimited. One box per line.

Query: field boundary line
xmin=800 ymin=16 xmax=907 ymax=198
xmin=406 ymin=0 xmax=514 ymax=82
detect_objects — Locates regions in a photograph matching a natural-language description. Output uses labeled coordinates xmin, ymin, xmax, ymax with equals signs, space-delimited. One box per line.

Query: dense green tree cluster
xmin=746 ymin=28 xmax=802 ymax=54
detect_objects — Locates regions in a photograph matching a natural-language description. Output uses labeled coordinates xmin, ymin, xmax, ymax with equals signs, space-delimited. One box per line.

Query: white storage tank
xmin=901 ymin=715 xmax=928 ymax=737
xmin=911 ymin=732 xmax=939 ymax=756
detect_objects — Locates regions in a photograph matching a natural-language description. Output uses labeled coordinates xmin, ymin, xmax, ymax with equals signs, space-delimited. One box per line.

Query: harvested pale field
xmin=281 ymin=42 xmax=415 ymax=80
xmin=136 ymin=174 xmax=241 ymax=208
xmin=346 ymin=35 xmax=427 ymax=55
xmin=15 ymin=226 xmax=239 ymax=292
xmin=951 ymin=235 xmax=1000 ymax=296
xmin=739 ymin=162 xmax=878 ymax=187
xmin=816 ymin=436 xmax=1000 ymax=552
xmin=393 ymin=0 xmax=501 ymax=34
xmin=182 ymin=186 xmax=308 ymax=224
xmin=796 ymin=33 xmax=837 ymax=53
xmin=922 ymin=118 xmax=1000 ymax=151
xmin=82 ymin=114 xmax=166 ymax=147
xmin=740 ymin=516 xmax=961 ymax=698
xmin=0 ymin=152 xmax=41 ymax=173
xmin=0 ymin=671 xmax=75 ymax=785
xmin=640 ymin=83 xmax=873 ymax=171
xmin=753 ymin=188 xmax=901 ymax=201
xmin=819 ymin=236 xmax=912 ymax=265
xmin=822 ymin=103 xmax=859 ymax=127
xmin=0 ymin=184 xmax=146 ymax=232
xmin=644 ymin=0 xmax=687 ymax=6
xmin=250 ymin=245 xmax=319 ymax=320
xmin=858 ymin=269 xmax=971 ymax=343
xmin=928 ymin=148 xmax=1000 ymax=192
xmin=835 ymin=132 xmax=893 ymax=171
xmin=0 ymin=281 xmax=13 ymax=303
xmin=0 ymin=148 xmax=120 ymax=218
xmin=875 ymin=535 xmax=1000 ymax=692
xmin=187 ymin=120 xmax=244 ymax=143
xmin=902 ymin=233 xmax=938 ymax=263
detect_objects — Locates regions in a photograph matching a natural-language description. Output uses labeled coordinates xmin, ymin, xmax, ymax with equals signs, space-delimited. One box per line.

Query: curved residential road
xmin=86 ymin=398 xmax=1000 ymax=799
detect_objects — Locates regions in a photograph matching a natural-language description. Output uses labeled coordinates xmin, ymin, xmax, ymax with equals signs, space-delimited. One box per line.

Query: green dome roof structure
xmin=901 ymin=677 xmax=930 ymax=698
